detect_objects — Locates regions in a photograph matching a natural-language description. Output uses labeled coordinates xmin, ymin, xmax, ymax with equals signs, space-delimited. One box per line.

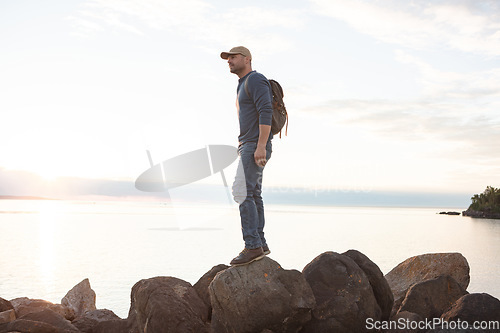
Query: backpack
xmin=244 ymin=74 xmax=288 ymax=138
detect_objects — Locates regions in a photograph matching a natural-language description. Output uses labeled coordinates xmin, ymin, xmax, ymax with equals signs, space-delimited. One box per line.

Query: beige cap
xmin=220 ymin=46 xmax=252 ymax=60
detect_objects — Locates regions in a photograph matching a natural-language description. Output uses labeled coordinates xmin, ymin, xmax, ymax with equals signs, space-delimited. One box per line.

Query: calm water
xmin=0 ymin=200 xmax=499 ymax=318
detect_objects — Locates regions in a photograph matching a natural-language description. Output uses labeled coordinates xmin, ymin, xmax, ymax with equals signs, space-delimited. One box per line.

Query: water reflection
xmin=37 ymin=201 xmax=61 ymax=295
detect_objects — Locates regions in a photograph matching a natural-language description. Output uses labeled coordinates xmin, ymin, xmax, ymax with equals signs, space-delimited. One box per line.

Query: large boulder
xmin=93 ymin=318 xmax=132 ymax=333
xmin=398 ymin=275 xmax=468 ymax=319
xmin=343 ymin=249 xmax=394 ymax=320
xmin=71 ymin=309 xmax=120 ymax=332
xmin=209 ymin=257 xmax=315 ymax=333
xmin=193 ymin=264 xmax=228 ymax=320
xmin=18 ymin=309 xmax=79 ymax=331
xmin=386 ymin=311 xmax=426 ymax=333
xmin=0 ymin=308 xmax=80 ymax=333
xmin=124 ymin=304 xmax=140 ymax=333
xmin=0 ymin=298 xmax=13 ymax=313
xmin=385 ymin=253 xmax=470 ymax=314
xmin=1 ymin=319 xmax=72 ymax=333
xmin=130 ymin=276 xmax=209 ymax=333
xmin=301 ymin=251 xmax=382 ymax=333
xmin=61 ymin=278 xmax=96 ymax=318
xmin=0 ymin=310 xmax=16 ymax=325
xmin=0 ymin=298 xmax=15 ymax=326
xmin=10 ymin=297 xmax=75 ymax=321
xmin=441 ymin=293 xmax=500 ymax=324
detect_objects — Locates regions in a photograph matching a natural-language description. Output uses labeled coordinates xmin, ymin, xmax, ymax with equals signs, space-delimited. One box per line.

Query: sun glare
xmin=37 ymin=201 xmax=62 ymax=288
xmin=39 ymin=170 xmax=59 ymax=182
xmin=32 ymin=159 xmax=66 ymax=182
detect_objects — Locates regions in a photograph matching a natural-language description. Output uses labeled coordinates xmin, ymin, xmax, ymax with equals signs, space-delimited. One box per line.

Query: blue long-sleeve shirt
xmin=236 ymin=71 xmax=273 ymax=144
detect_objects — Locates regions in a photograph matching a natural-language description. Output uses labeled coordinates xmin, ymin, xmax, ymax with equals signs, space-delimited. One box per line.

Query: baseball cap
xmin=220 ymin=46 xmax=252 ymax=60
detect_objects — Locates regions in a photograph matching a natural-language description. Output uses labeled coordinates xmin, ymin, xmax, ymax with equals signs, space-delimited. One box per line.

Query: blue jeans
xmin=232 ymin=141 xmax=272 ymax=249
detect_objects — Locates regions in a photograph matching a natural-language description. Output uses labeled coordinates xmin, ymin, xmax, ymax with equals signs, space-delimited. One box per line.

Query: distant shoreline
xmin=0 ymin=195 xmax=57 ymax=201
xmin=0 ymin=194 xmax=468 ymax=210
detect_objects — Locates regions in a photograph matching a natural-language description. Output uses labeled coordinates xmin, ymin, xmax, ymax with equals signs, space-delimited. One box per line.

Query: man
xmin=220 ymin=46 xmax=273 ymax=266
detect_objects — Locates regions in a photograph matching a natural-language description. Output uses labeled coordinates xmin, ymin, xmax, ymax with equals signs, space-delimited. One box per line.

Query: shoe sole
xmin=263 ymin=250 xmax=271 ymax=255
xmin=230 ymin=254 xmax=265 ymax=266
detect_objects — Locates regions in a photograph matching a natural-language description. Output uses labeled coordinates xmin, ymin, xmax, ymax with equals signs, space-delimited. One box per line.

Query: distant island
xmin=462 ymin=186 xmax=500 ymax=219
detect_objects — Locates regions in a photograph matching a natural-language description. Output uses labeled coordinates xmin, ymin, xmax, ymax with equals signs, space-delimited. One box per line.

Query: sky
xmin=1 ymin=0 xmax=499 ymax=201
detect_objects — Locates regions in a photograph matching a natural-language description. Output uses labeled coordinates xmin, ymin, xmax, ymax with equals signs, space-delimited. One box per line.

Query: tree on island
xmin=463 ymin=186 xmax=500 ymax=219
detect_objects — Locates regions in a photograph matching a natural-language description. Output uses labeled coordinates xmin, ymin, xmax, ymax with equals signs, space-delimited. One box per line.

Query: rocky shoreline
xmin=1 ymin=251 xmax=499 ymax=333
xmin=438 ymin=211 xmax=461 ymax=215
xmin=462 ymin=209 xmax=500 ymax=219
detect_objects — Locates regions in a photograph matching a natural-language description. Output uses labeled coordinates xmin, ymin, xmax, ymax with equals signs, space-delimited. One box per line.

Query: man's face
xmin=227 ymin=54 xmax=247 ymax=75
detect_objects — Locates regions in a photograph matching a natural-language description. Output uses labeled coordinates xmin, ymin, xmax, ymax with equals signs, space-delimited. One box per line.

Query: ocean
xmin=0 ymin=199 xmax=499 ymax=318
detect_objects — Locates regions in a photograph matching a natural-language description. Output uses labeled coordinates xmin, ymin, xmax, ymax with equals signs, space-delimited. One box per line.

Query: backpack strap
xmin=243 ymin=71 xmax=256 ymax=99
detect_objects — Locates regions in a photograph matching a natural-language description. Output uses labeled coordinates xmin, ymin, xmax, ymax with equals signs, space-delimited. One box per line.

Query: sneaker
xmin=262 ymin=245 xmax=271 ymax=255
xmin=230 ymin=247 xmax=265 ymax=266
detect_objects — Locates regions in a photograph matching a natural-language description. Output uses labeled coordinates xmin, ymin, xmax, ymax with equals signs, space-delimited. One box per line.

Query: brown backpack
xmin=244 ymin=74 xmax=288 ymax=138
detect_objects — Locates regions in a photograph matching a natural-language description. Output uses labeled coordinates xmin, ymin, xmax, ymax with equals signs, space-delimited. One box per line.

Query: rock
xmin=0 ymin=310 xmax=16 ymax=324
xmin=398 ymin=275 xmax=468 ymax=319
xmin=0 ymin=308 xmax=80 ymax=333
xmin=385 ymin=253 xmax=470 ymax=315
xmin=93 ymin=319 xmax=132 ymax=333
xmin=193 ymin=263 xmax=229 ymax=319
xmin=441 ymin=293 xmax=500 ymax=323
xmin=71 ymin=309 xmax=120 ymax=332
xmin=124 ymin=305 xmax=140 ymax=333
xmin=0 ymin=298 xmax=13 ymax=312
xmin=130 ymin=276 xmax=209 ymax=333
xmin=61 ymin=278 xmax=96 ymax=317
xmin=439 ymin=212 xmax=460 ymax=215
xmin=343 ymin=249 xmax=394 ymax=320
xmin=1 ymin=319 xmax=69 ymax=333
xmin=301 ymin=251 xmax=381 ymax=333
xmin=386 ymin=311 xmax=425 ymax=333
xmin=18 ymin=309 xmax=79 ymax=331
xmin=10 ymin=297 xmax=75 ymax=321
xmin=209 ymin=257 xmax=315 ymax=333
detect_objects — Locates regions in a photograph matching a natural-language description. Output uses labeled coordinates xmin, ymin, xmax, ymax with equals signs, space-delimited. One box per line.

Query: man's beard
xmin=229 ymin=64 xmax=243 ymax=74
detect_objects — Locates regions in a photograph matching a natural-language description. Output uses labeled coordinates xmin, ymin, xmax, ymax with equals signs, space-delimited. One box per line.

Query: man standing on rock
xmin=220 ymin=46 xmax=273 ymax=266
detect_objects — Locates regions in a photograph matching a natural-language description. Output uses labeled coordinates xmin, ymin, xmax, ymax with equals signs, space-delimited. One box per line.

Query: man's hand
xmin=254 ymin=144 xmax=267 ymax=167
xmin=255 ymin=124 xmax=271 ymax=167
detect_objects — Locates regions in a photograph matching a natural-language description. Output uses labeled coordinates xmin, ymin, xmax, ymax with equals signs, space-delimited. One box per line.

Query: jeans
xmin=232 ymin=141 xmax=272 ymax=249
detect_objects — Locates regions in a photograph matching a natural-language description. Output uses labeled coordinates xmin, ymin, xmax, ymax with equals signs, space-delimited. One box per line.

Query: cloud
xmin=66 ymin=0 xmax=214 ymax=38
xmin=75 ymin=0 xmax=210 ymax=31
xmin=66 ymin=15 xmax=104 ymax=37
xmin=67 ymin=0 xmax=305 ymax=55
xmin=394 ymin=49 xmax=500 ymax=100
xmin=299 ymin=43 xmax=500 ymax=164
xmin=310 ymin=0 xmax=500 ymax=56
xmin=220 ymin=6 xmax=304 ymax=30
xmin=304 ymin=97 xmax=500 ymax=165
